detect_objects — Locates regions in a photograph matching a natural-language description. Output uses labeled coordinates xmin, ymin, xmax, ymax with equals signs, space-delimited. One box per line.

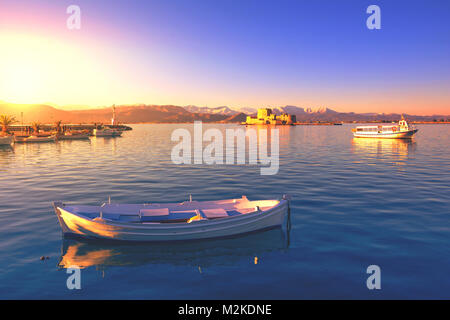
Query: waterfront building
xmin=244 ymin=108 xmax=296 ymax=125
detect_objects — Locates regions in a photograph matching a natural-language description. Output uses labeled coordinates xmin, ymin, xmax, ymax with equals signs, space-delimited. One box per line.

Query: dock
xmin=7 ymin=124 xmax=132 ymax=133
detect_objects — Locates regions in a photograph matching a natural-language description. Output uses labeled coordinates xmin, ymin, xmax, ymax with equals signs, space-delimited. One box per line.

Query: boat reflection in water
xmin=351 ymin=137 xmax=416 ymax=161
xmin=0 ymin=144 xmax=14 ymax=152
xmin=58 ymin=227 xmax=289 ymax=270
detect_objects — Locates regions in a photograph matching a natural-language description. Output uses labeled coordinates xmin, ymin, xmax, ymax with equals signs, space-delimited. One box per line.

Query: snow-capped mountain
xmin=236 ymin=107 xmax=257 ymax=115
xmin=183 ymin=105 xmax=238 ymax=115
xmin=304 ymin=107 xmax=337 ymax=114
xmin=182 ymin=105 xmax=339 ymax=116
xmin=265 ymin=106 xmax=338 ymax=116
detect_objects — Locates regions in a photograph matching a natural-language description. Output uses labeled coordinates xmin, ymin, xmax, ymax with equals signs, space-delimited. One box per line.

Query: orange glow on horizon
xmin=0 ymin=33 xmax=448 ymax=116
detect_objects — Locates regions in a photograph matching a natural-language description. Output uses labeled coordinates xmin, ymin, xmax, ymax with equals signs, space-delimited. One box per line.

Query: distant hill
xmin=0 ymin=102 xmax=70 ymax=123
xmin=0 ymin=102 xmax=243 ymax=124
xmin=0 ymin=101 xmax=448 ymax=124
xmin=218 ymin=112 xmax=248 ymax=123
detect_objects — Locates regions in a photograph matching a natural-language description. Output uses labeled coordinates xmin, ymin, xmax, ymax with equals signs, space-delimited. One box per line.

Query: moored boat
xmin=16 ymin=135 xmax=57 ymax=143
xmin=93 ymin=128 xmax=122 ymax=137
xmin=352 ymin=116 xmax=418 ymax=139
xmin=14 ymin=135 xmax=28 ymax=143
xmin=0 ymin=135 xmax=14 ymax=146
xmin=52 ymin=195 xmax=291 ymax=242
xmin=58 ymin=132 xmax=90 ymax=140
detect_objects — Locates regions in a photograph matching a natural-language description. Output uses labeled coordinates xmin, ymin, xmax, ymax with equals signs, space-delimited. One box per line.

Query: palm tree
xmin=31 ymin=121 xmax=41 ymax=134
xmin=0 ymin=115 xmax=18 ymax=134
xmin=55 ymin=120 xmax=63 ymax=134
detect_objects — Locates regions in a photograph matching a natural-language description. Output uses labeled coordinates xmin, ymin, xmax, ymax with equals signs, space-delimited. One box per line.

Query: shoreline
xmin=6 ymin=121 xmax=450 ymax=131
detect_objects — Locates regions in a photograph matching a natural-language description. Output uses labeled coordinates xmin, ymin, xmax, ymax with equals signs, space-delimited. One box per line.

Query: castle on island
xmin=243 ymin=108 xmax=296 ymax=125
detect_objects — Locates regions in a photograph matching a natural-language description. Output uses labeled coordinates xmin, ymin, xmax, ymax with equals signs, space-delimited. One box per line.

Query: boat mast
xmin=111 ymin=105 xmax=116 ymax=126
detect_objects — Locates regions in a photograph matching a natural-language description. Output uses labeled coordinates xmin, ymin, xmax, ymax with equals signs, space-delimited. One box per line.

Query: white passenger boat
xmin=52 ymin=195 xmax=291 ymax=242
xmin=0 ymin=136 xmax=14 ymax=146
xmin=93 ymin=128 xmax=122 ymax=137
xmin=352 ymin=116 xmax=418 ymax=139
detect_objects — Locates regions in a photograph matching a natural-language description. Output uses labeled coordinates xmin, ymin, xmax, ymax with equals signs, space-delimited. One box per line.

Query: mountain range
xmin=0 ymin=102 xmax=247 ymax=124
xmin=0 ymin=101 xmax=448 ymax=124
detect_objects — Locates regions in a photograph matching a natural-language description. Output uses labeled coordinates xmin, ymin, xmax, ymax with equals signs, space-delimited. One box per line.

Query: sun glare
xmin=0 ymin=35 xmax=48 ymax=103
xmin=0 ymin=33 xmax=116 ymax=106
xmin=2 ymin=62 xmax=42 ymax=104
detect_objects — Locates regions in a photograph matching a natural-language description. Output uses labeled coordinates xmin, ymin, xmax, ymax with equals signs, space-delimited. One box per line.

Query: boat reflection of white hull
xmin=58 ymin=228 xmax=286 ymax=269
xmin=0 ymin=136 xmax=14 ymax=145
xmin=93 ymin=129 xmax=122 ymax=137
xmin=53 ymin=196 xmax=290 ymax=242
xmin=353 ymin=129 xmax=418 ymax=139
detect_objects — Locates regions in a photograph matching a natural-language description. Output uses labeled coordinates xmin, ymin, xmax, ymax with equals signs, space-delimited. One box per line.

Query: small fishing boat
xmin=18 ymin=135 xmax=57 ymax=143
xmin=93 ymin=128 xmax=122 ymax=137
xmin=52 ymin=195 xmax=291 ymax=242
xmin=58 ymin=132 xmax=90 ymax=140
xmin=14 ymin=135 xmax=28 ymax=143
xmin=0 ymin=136 xmax=14 ymax=146
xmin=352 ymin=116 xmax=418 ymax=139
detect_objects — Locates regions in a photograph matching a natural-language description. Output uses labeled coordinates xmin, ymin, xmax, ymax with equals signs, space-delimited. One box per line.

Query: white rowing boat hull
xmin=353 ymin=129 xmax=418 ymax=139
xmin=15 ymin=135 xmax=57 ymax=143
xmin=0 ymin=136 xmax=14 ymax=145
xmin=53 ymin=199 xmax=289 ymax=242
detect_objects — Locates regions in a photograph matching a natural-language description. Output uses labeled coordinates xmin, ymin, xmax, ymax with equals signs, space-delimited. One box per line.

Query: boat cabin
xmin=355 ymin=125 xmax=399 ymax=133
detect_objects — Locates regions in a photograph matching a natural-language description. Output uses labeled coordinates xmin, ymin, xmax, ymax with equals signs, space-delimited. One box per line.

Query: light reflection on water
xmin=0 ymin=124 xmax=449 ymax=299
xmin=351 ymin=138 xmax=416 ymax=158
xmin=58 ymin=228 xmax=287 ymax=270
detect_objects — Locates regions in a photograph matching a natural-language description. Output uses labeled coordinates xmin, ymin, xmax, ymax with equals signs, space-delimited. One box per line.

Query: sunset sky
xmin=0 ymin=0 xmax=449 ymax=115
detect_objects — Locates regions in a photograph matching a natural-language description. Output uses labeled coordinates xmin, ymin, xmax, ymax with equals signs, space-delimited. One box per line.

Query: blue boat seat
xmin=139 ymin=208 xmax=169 ymax=218
xmin=201 ymin=208 xmax=229 ymax=219
xmin=140 ymin=210 xmax=197 ymax=222
xmin=224 ymin=210 xmax=243 ymax=217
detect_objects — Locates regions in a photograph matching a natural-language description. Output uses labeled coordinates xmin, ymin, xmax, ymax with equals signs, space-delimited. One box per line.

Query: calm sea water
xmin=0 ymin=124 xmax=448 ymax=299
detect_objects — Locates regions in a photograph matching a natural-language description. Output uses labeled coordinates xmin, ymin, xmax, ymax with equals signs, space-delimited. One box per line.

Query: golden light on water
xmin=59 ymin=243 xmax=116 ymax=269
xmin=351 ymin=137 xmax=414 ymax=159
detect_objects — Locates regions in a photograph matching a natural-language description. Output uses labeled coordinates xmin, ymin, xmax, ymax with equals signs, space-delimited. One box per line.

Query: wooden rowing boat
xmin=53 ymin=195 xmax=291 ymax=242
